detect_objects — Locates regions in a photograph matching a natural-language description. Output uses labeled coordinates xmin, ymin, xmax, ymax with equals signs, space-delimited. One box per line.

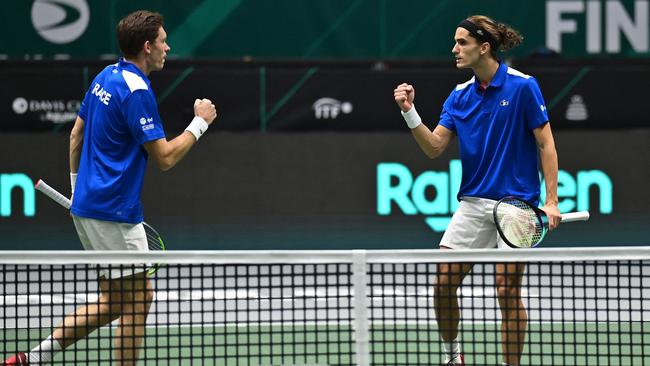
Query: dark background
xmin=2 ymin=59 xmax=650 ymax=132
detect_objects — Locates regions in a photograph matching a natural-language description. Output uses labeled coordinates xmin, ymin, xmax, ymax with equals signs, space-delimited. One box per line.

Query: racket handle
xmin=561 ymin=211 xmax=590 ymax=223
xmin=35 ymin=179 xmax=72 ymax=210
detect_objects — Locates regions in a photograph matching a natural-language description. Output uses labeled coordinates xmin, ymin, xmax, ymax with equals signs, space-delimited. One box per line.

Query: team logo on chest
xmin=499 ymin=99 xmax=509 ymax=107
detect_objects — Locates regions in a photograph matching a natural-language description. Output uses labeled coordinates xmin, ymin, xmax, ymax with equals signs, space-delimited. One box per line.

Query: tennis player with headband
xmin=394 ymin=15 xmax=561 ymax=366
xmin=3 ymin=10 xmax=217 ymax=366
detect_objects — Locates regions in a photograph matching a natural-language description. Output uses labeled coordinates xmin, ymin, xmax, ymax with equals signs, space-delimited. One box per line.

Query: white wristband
xmin=185 ymin=116 xmax=209 ymax=141
xmin=401 ymin=104 xmax=422 ymax=129
xmin=70 ymin=173 xmax=77 ymax=194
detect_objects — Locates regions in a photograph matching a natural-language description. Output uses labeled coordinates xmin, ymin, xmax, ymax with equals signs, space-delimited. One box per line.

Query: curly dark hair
xmin=467 ymin=15 xmax=523 ymax=56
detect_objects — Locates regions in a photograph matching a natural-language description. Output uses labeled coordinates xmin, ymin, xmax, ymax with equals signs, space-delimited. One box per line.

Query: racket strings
xmin=143 ymin=224 xmax=164 ymax=275
xmin=144 ymin=225 xmax=164 ymax=251
xmin=145 ymin=230 xmax=163 ymax=250
xmin=496 ymin=200 xmax=544 ymax=247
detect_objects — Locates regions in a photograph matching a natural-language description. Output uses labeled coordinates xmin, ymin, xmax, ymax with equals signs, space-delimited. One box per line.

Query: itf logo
xmin=313 ymin=98 xmax=353 ymax=119
xmin=31 ymin=0 xmax=90 ymax=44
xmin=377 ymin=161 xmax=613 ymax=232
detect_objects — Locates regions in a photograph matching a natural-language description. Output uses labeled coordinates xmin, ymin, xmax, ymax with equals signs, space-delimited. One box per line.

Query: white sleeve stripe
xmin=121 ymin=70 xmax=149 ymax=92
xmin=506 ymin=67 xmax=531 ymax=79
xmin=455 ymin=76 xmax=475 ymax=91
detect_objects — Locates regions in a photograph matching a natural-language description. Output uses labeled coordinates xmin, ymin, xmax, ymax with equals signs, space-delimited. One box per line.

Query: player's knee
xmin=119 ymin=287 xmax=151 ymax=305
xmin=109 ymin=307 xmax=122 ymax=320
xmin=103 ymin=297 xmax=124 ymax=319
xmin=97 ymin=292 xmax=122 ymax=314
xmin=144 ymin=287 xmax=154 ymax=308
xmin=127 ymin=284 xmax=154 ymax=312
xmin=495 ymin=282 xmax=521 ymax=301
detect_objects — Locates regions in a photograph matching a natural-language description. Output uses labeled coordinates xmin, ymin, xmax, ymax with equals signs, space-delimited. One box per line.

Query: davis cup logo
xmin=12 ymin=98 xmax=29 ymax=114
xmin=31 ymin=0 xmax=89 ymax=44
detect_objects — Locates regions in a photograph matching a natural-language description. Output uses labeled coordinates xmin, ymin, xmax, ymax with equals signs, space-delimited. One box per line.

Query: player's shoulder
xmin=446 ymin=76 xmax=475 ymax=105
xmin=454 ymin=76 xmax=475 ymax=92
xmin=444 ymin=76 xmax=476 ymax=110
xmin=102 ymin=63 xmax=150 ymax=94
xmin=120 ymin=69 xmax=149 ymax=93
xmin=505 ymin=66 xmax=532 ymax=80
xmin=504 ymin=66 xmax=538 ymax=88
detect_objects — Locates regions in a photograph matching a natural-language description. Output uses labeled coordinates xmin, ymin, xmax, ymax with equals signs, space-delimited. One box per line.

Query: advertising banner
xmin=1 ymin=131 xmax=647 ymax=250
xmin=1 ymin=60 xmax=648 ymax=131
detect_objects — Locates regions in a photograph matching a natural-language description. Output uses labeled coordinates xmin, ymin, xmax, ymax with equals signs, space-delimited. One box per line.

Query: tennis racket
xmin=35 ymin=179 xmax=165 ymax=274
xmin=493 ymin=196 xmax=590 ymax=248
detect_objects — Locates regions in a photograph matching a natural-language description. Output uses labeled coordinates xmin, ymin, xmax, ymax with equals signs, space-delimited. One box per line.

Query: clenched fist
xmin=194 ymin=98 xmax=217 ymax=124
xmin=394 ymin=83 xmax=415 ymax=112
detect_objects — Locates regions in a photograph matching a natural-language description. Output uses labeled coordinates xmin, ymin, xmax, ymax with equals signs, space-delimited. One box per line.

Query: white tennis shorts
xmin=439 ymin=197 xmax=509 ymax=249
xmin=72 ymin=215 xmax=148 ymax=278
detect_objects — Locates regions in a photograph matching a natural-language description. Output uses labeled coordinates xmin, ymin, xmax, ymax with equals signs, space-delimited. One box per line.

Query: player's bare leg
xmin=496 ymin=262 xmax=527 ymax=365
xmin=113 ymin=272 xmax=154 ymax=366
xmin=434 ymin=247 xmax=473 ymax=364
xmin=16 ymin=274 xmax=132 ymax=364
xmin=48 ymin=272 xmax=153 ymax=366
xmin=52 ymin=278 xmax=121 ymax=348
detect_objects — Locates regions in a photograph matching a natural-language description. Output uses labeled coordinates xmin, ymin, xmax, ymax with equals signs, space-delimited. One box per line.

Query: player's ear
xmin=480 ymin=42 xmax=490 ymax=55
xmin=143 ymin=40 xmax=151 ymax=55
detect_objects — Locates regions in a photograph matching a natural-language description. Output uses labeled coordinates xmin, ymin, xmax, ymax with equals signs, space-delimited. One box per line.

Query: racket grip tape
xmin=560 ymin=211 xmax=590 ymax=223
xmin=35 ymin=179 xmax=72 ymax=210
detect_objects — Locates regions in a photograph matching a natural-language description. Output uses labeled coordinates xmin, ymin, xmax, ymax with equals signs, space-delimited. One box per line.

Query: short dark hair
xmin=116 ymin=10 xmax=164 ymax=58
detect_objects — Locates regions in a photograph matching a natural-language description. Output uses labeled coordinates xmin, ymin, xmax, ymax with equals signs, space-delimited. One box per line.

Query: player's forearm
xmin=145 ymin=115 xmax=211 ymax=171
xmin=69 ymin=118 xmax=84 ymax=173
xmin=156 ymin=132 xmax=197 ymax=171
xmin=539 ymin=144 xmax=559 ymax=205
xmin=412 ymin=125 xmax=447 ymax=159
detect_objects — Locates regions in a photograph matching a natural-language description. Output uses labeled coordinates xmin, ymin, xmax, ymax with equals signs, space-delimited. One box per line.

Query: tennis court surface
xmin=2 ymin=248 xmax=649 ymax=365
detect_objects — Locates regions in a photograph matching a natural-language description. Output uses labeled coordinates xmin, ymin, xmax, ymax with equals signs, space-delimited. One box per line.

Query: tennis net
xmin=1 ymin=248 xmax=649 ymax=365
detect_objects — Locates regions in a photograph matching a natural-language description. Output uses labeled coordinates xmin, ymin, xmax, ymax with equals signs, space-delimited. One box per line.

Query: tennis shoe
xmin=2 ymin=352 xmax=29 ymax=366
xmin=444 ymin=354 xmax=464 ymax=366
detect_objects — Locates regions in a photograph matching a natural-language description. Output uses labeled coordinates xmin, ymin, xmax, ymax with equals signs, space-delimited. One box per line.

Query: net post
xmin=352 ymin=249 xmax=370 ymax=366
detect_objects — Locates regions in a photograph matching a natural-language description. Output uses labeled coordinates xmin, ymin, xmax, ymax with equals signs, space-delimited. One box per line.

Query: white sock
xmin=442 ymin=337 xmax=461 ymax=362
xmin=28 ymin=335 xmax=62 ymax=365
